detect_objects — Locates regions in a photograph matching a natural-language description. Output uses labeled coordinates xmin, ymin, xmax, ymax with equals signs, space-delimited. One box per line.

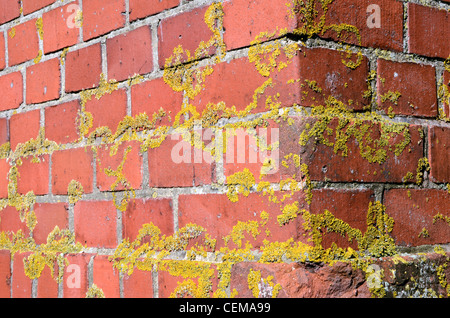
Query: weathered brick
xmin=42 ymin=1 xmax=80 ymax=54
xmin=33 ymin=202 xmax=69 ymax=245
xmin=0 ymin=32 xmax=5 ymax=70
xmin=377 ymin=59 xmax=438 ymax=118
xmin=12 ymin=252 xmax=33 ymax=298
xmin=122 ymin=198 xmax=173 ymax=242
xmin=92 ymin=255 xmax=120 ymax=298
xmin=0 ymin=159 xmax=9 ymax=199
xmin=0 ymin=117 xmax=7 ymax=145
xmin=408 ymin=3 xmax=450 ymax=59
xmin=384 ymin=189 xmax=450 ymax=246
xmin=51 ymin=147 xmax=93 ymax=195
xmin=83 ymin=0 xmax=126 ymax=40
xmin=65 ymin=43 xmax=102 ymax=92
xmin=22 ymin=0 xmax=55 ymax=15
xmin=63 ymin=253 xmax=92 ymax=298
xmin=74 ymin=200 xmax=117 ymax=248
xmin=0 ymin=251 xmax=11 ymax=298
xmin=0 ymin=206 xmax=29 ymax=238
xmin=0 ymin=72 xmax=23 ymax=111
xmin=123 ymin=266 xmax=153 ymax=298
xmin=45 ymin=100 xmax=81 ymax=144
xmin=129 ymin=0 xmax=179 ymax=21
xmin=37 ymin=260 xmax=59 ymax=298
xmin=26 ymin=58 xmax=61 ymax=104
xmin=7 ymin=19 xmax=40 ymax=66
xmin=0 ymin=0 xmax=20 ymax=24
xmin=107 ymin=26 xmax=153 ymax=81
xmin=17 ymin=154 xmax=49 ymax=196
xmin=9 ymin=109 xmax=40 ymax=151
xmin=428 ymin=126 xmax=450 ymax=183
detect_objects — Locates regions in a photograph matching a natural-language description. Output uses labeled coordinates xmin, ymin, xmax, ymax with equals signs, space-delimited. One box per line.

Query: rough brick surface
xmin=83 ymin=0 xmax=126 ymax=40
xmin=65 ymin=44 xmax=102 ymax=92
xmin=0 ymin=0 xmax=20 ymax=24
xmin=129 ymin=0 xmax=179 ymax=21
xmin=428 ymin=126 xmax=450 ymax=183
xmin=0 ymin=251 xmax=11 ymax=298
xmin=7 ymin=19 xmax=40 ymax=66
xmin=22 ymin=0 xmax=55 ymax=15
xmin=9 ymin=109 xmax=40 ymax=150
xmin=45 ymin=100 xmax=81 ymax=144
xmin=26 ymin=58 xmax=61 ymax=104
xmin=0 ymin=72 xmax=23 ymax=111
xmin=17 ymin=154 xmax=49 ymax=195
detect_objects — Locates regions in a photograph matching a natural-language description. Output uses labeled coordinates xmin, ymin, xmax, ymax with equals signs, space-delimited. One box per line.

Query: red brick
xmin=129 ymin=0 xmax=179 ymax=21
xmin=0 ymin=206 xmax=29 ymax=238
xmin=74 ymin=200 xmax=117 ymax=248
xmin=0 ymin=32 xmax=5 ymax=70
xmin=148 ymin=132 xmax=214 ymax=188
xmin=17 ymin=154 xmax=49 ymax=196
xmin=107 ymin=26 xmax=153 ymax=82
xmin=131 ymin=76 xmax=184 ymax=127
xmin=26 ymin=58 xmax=61 ymax=104
xmin=158 ymin=6 xmax=216 ymax=68
xmin=377 ymin=59 xmax=437 ymax=118
xmin=65 ymin=43 xmax=102 ymax=92
xmin=92 ymin=255 xmax=120 ymax=298
xmin=0 ymin=0 xmax=20 ymax=24
xmin=22 ymin=0 xmax=55 ymax=15
xmin=178 ymin=192 xmax=305 ymax=249
xmin=123 ymin=267 xmax=153 ymax=298
xmin=96 ymin=141 xmax=143 ymax=192
xmin=428 ymin=126 xmax=450 ymax=183
xmin=0 ymin=250 xmax=11 ymax=298
xmin=42 ymin=1 xmax=80 ymax=54
xmin=444 ymin=71 xmax=450 ymax=119
xmin=63 ymin=253 xmax=92 ymax=298
xmin=223 ymin=0 xmax=297 ymax=51
xmin=33 ymin=202 xmax=69 ymax=245
xmin=0 ymin=72 xmax=23 ymax=111
xmin=7 ymin=19 xmax=40 ymax=66
xmin=0 ymin=117 xmax=7 ymax=145
xmin=10 ymin=109 xmax=40 ymax=151
xmin=280 ymin=116 xmax=424 ymax=183
xmin=408 ymin=3 xmax=450 ymax=59
xmin=83 ymin=0 xmax=126 ymax=41
xmin=51 ymin=147 xmax=93 ymax=195
xmin=0 ymin=159 xmax=9 ymax=199
xmin=122 ymin=198 xmax=173 ymax=242
xmin=45 ymin=100 xmax=81 ymax=144
xmin=384 ymin=189 xmax=450 ymax=246
xmin=12 ymin=252 xmax=32 ymax=298
xmin=321 ymin=0 xmax=403 ymax=52
xmin=84 ymin=88 xmax=127 ymax=135
xmin=37 ymin=260 xmax=59 ymax=298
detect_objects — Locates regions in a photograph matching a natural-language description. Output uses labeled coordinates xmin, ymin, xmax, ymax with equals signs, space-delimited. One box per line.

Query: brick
xmin=321 ymin=0 xmax=403 ymax=52
xmin=96 ymin=141 xmax=143 ymax=192
xmin=158 ymin=6 xmax=216 ymax=68
xmin=0 ymin=250 xmax=11 ymax=298
xmin=92 ymin=255 xmax=120 ymax=298
xmin=0 ymin=159 xmax=9 ymax=199
xmin=122 ymin=198 xmax=173 ymax=242
xmin=178 ymin=192 xmax=305 ymax=249
xmin=443 ymin=71 xmax=450 ymax=119
xmin=0 ymin=72 xmax=23 ymax=111
xmin=223 ymin=0 xmax=297 ymax=51
xmin=33 ymin=202 xmax=69 ymax=245
xmin=129 ymin=0 xmax=179 ymax=21
xmin=428 ymin=126 xmax=450 ymax=183
xmin=9 ymin=109 xmax=40 ymax=151
xmin=45 ymin=100 xmax=81 ymax=144
xmin=107 ymin=26 xmax=153 ymax=82
xmin=84 ymin=88 xmax=127 ymax=135
xmin=0 ymin=0 xmax=20 ymax=24
xmin=83 ymin=0 xmax=126 ymax=41
xmin=74 ymin=200 xmax=117 ymax=248
xmin=12 ymin=252 xmax=32 ymax=298
xmin=148 ymin=132 xmax=214 ymax=188
xmin=123 ymin=267 xmax=153 ymax=298
xmin=377 ymin=59 xmax=437 ymax=118
xmin=408 ymin=3 xmax=450 ymax=59
xmin=37 ymin=260 xmax=59 ymax=298
xmin=0 ymin=206 xmax=29 ymax=238
xmin=65 ymin=43 xmax=102 ymax=92
xmin=384 ymin=189 xmax=450 ymax=246
xmin=7 ymin=19 xmax=40 ymax=66
xmin=0 ymin=117 xmax=7 ymax=145
xmin=22 ymin=0 xmax=55 ymax=15
xmin=26 ymin=58 xmax=61 ymax=104
xmin=63 ymin=253 xmax=92 ymax=298
xmin=17 ymin=154 xmax=49 ymax=196
xmin=0 ymin=32 xmax=5 ymax=70
xmin=42 ymin=1 xmax=80 ymax=54
xmin=51 ymin=147 xmax=93 ymax=195
xmin=280 ymin=116 xmax=424 ymax=183
xmin=131 ymin=76 xmax=184 ymax=127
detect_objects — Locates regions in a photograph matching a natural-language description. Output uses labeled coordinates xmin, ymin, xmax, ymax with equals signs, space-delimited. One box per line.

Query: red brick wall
xmin=0 ymin=0 xmax=449 ymax=299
